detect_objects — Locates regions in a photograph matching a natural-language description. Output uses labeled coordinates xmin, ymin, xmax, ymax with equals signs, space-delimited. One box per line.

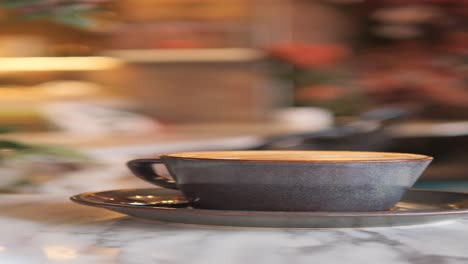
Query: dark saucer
xmin=71 ymin=188 xmax=468 ymax=228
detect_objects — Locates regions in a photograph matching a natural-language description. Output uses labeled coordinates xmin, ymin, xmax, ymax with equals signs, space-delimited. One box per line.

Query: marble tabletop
xmin=2 ymin=130 xmax=468 ymax=264
xmin=1 ymin=193 xmax=468 ymax=264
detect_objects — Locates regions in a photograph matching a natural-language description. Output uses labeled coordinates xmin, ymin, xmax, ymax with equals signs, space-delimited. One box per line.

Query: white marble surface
xmin=2 ymin=133 xmax=468 ymax=264
xmin=1 ymin=194 xmax=468 ymax=264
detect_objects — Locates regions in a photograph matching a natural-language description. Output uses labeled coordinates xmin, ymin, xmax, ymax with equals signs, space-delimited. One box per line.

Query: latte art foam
xmin=165 ymin=151 xmax=432 ymax=162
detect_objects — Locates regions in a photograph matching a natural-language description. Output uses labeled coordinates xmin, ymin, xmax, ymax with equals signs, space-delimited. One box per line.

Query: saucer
xmin=70 ymin=188 xmax=468 ymax=228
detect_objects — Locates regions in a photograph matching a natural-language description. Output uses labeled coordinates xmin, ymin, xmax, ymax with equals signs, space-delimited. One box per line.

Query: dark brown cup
xmin=127 ymin=151 xmax=432 ymax=212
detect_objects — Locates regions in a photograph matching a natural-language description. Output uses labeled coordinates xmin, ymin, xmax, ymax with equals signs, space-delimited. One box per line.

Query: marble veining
xmin=1 ymin=195 xmax=468 ymax=264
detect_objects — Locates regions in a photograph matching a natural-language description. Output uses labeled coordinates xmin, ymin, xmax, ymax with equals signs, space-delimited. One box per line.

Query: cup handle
xmin=127 ymin=158 xmax=179 ymax=190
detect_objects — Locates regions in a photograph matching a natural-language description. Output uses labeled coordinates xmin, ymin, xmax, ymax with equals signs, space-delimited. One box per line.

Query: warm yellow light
xmin=103 ymin=48 xmax=264 ymax=63
xmin=0 ymin=57 xmax=123 ymax=72
xmin=43 ymin=246 xmax=77 ymax=260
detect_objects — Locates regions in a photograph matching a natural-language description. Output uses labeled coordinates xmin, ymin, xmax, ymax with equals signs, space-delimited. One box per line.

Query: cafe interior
xmin=0 ymin=0 xmax=468 ymax=262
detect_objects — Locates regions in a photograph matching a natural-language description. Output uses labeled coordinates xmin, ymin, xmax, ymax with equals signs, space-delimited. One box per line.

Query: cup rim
xmin=162 ymin=150 xmax=433 ymax=163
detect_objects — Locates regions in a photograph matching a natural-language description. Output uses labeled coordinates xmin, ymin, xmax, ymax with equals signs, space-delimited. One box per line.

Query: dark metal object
xmin=250 ymin=107 xmax=412 ymax=151
xmin=70 ymin=188 xmax=468 ymax=228
xmin=127 ymin=151 xmax=432 ymax=212
xmin=386 ymin=122 xmax=468 ymax=180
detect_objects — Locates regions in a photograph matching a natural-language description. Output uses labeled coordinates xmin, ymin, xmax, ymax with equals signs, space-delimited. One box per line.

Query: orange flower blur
xmin=295 ymin=85 xmax=347 ymax=101
xmin=267 ymin=43 xmax=351 ymax=68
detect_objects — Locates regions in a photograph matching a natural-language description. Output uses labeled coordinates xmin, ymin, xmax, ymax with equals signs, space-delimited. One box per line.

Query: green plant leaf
xmin=52 ymin=14 xmax=95 ymax=28
xmin=22 ymin=10 xmax=54 ymax=19
xmin=0 ymin=0 xmax=41 ymax=8
xmin=0 ymin=140 xmax=32 ymax=151
xmin=0 ymin=126 xmax=15 ymax=134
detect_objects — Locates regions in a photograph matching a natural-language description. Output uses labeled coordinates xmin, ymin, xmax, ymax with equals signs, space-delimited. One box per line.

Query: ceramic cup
xmin=127 ymin=151 xmax=432 ymax=212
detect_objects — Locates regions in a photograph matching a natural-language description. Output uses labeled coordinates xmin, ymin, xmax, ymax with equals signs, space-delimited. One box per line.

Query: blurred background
xmin=0 ymin=0 xmax=467 ymax=194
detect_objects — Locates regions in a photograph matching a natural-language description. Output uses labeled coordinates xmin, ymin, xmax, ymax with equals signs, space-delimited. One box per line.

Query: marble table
xmin=1 ymin=194 xmax=468 ymax=264
xmin=2 ymin=127 xmax=468 ymax=264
